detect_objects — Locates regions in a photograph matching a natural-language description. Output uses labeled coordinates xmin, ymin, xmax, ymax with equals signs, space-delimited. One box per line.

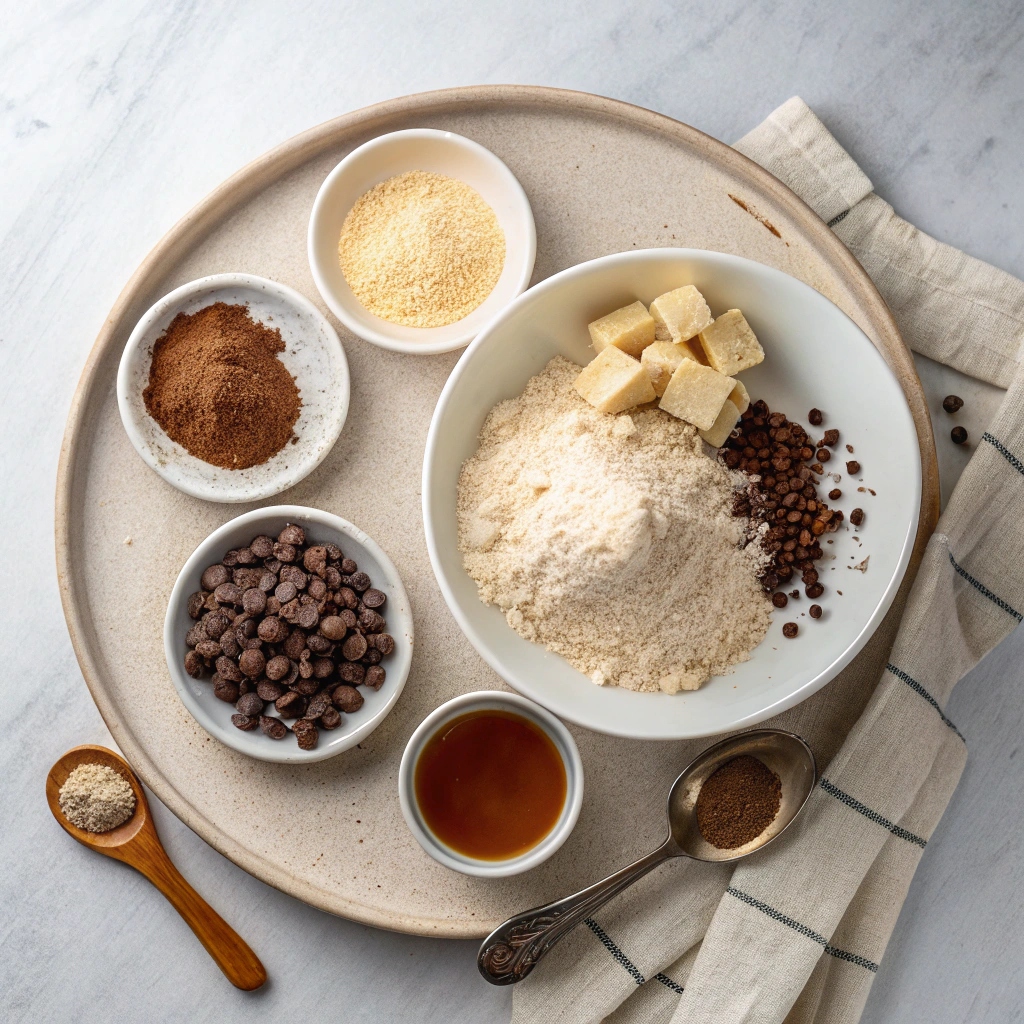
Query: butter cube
xmin=650 ymin=286 xmax=714 ymax=344
xmin=698 ymin=310 xmax=765 ymax=376
xmin=729 ymin=379 xmax=750 ymax=415
xmin=588 ymin=301 xmax=656 ymax=357
xmin=575 ymin=346 xmax=656 ymax=414
xmin=659 ymin=360 xmax=734 ymax=430
xmin=641 ymin=341 xmax=689 ymax=397
xmin=699 ymin=399 xmax=741 ymax=447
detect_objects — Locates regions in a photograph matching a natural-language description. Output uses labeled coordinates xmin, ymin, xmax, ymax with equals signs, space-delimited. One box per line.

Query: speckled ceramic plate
xmin=56 ymin=86 xmax=938 ymax=939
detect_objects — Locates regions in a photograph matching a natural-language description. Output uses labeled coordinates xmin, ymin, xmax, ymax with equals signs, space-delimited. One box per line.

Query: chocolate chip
xmin=214 ymin=582 xmax=243 ymax=606
xmin=951 ymin=426 xmax=968 ymax=445
xmin=338 ymin=662 xmax=365 ymax=685
xmin=257 ymin=680 xmax=285 ymax=702
xmin=275 ymin=691 xmax=306 ymax=718
xmin=292 ymin=718 xmax=318 ymax=751
xmin=278 ymin=524 xmax=305 ymax=546
xmin=250 ymin=535 xmax=274 ymax=559
xmin=259 ymin=716 xmax=288 ymax=740
xmin=306 ymin=633 xmax=332 ymax=655
xmin=348 ymin=572 xmax=371 ymax=593
xmin=320 ymin=615 xmax=347 ymax=641
xmin=201 ymin=564 xmax=230 ymax=591
xmin=942 ymin=395 xmax=964 ymax=414
xmin=273 ymin=542 xmax=297 ymax=563
xmin=214 ymin=679 xmax=240 ymax=703
xmin=371 ymin=633 xmax=395 ymax=656
xmin=238 ymin=649 xmax=266 ymax=678
xmin=235 ymin=692 xmax=264 ymax=717
xmin=342 ymin=633 xmax=368 ymax=661
xmin=332 ymin=685 xmax=364 ymax=713
xmin=304 ymin=692 xmax=333 ymax=720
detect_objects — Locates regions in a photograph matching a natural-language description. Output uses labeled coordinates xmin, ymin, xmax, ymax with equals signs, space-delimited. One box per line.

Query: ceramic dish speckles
xmin=164 ymin=506 xmax=414 ymax=763
xmin=117 ymin=273 xmax=349 ymax=503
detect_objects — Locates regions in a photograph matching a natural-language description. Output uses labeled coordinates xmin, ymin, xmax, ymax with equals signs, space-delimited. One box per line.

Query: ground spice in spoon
xmin=696 ymin=754 xmax=782 ymax=849
xmin=143 ymin=302 xmax=301 ymax=469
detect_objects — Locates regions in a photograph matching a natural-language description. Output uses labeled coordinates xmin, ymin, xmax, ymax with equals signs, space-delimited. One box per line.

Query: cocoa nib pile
xmin=183 ymin=524 xmax=394 ymax=750
xmin=723 ymin=399 xmax=847 ymax=607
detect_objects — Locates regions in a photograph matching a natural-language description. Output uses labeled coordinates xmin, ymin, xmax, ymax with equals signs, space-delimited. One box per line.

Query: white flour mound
xmin=457 ymin=357 xmax=771 ymax=693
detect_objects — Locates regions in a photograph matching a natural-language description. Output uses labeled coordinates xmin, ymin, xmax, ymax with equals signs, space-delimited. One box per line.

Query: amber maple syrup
xmin=414 ymin=709 xmax=567 ymax=860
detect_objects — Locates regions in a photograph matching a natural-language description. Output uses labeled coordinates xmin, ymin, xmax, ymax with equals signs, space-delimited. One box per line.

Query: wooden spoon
xmin=46 ymin=744 xmax=266 ymax=990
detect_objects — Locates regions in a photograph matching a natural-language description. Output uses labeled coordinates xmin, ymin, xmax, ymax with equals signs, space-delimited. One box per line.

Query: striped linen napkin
xmin=512 ymin=97 xmax=1024 ymax=1024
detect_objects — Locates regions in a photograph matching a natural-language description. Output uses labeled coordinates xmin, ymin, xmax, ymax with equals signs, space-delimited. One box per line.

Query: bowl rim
xmin=163 ymin=505 xmax=413 ymax=763
xmin=306 ymin=128 xmax=537 ymax=356
xmin=397 ymin=690 xmax=584 ymax=877
xmin=116 ymin=272 xmax=350 ymax=503
xmin=422 ymin=247 xmax=922 ymax=740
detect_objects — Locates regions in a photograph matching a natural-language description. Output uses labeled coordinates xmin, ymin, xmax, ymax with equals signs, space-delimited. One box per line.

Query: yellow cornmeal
xmin=338 ymin=170 xmax=505 ymax=329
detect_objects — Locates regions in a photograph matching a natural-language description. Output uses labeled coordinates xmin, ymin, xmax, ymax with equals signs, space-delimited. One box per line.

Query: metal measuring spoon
xmin=478 ymin=728 xmax=816 ymax=985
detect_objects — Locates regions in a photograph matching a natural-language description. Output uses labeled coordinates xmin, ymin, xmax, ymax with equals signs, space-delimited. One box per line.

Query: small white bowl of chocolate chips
xmin=164 ymin=506 xmax=413 ymax=762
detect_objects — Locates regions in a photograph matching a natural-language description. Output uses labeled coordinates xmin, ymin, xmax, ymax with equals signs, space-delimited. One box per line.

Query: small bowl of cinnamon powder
xmin=118 ymin=273 xmax=349 ymax=502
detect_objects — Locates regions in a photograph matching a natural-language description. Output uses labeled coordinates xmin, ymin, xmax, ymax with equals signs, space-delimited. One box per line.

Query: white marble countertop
xmin=3 ymin=2 xmax=1022 ymax=1021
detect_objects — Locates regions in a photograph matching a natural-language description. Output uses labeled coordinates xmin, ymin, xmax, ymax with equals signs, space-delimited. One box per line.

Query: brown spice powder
xmin=143 ymin=302 xmax=301 ymax=469
xmin=696 ymin=754 xmax=782 ymax=849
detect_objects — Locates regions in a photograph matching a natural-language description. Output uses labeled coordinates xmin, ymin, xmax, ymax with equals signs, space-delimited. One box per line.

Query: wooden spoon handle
xmin=125 ymin=828 xmax=266 ymax=990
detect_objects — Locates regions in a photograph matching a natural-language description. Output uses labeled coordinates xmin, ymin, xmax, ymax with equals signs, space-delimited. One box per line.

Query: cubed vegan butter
xmin=588 ymin=301 xmax=656 ymax=357
xmin=698 ymin=309 xmax=764 ymax=376
xmin=641 ymin=341 xmax=692 ymax=397
xmin=575 ymin=346 xmax=657 ymax=414
xmin=729 ymin=379 xmax=750 ymax=415
xmin=659 ymin=360 xmax=734 ymax=430
xmin=650 ymin=286 xmax=714 ymax=345
xmin=698 ymin=399 xmax=741 ymax=447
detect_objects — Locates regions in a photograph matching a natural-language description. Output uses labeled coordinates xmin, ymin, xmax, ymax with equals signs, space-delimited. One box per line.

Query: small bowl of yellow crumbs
xmin=308 ymin=129 xmax=536 ymax=355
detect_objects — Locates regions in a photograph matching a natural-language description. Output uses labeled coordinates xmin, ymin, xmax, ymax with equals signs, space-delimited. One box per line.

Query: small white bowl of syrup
xmin=398 ymin=691 xmax=584 ymax=877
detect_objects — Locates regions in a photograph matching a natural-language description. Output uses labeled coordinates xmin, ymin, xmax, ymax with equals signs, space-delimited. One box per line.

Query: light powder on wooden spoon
xmin=457 ymin=357 xmax=771 ymax=693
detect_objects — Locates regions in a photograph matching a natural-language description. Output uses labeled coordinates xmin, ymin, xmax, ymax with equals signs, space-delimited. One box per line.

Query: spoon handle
xmin=478 ymin=841 xmax=674 ymax=985
xmin=123 ymin=827 xmax=267 ymax=990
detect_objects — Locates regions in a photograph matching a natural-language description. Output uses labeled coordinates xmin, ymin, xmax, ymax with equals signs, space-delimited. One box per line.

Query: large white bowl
xmin=165 ymin=506 xmax=413 ymax=763
xmin=308 ymin=129 xmax=536 ymax=355
xmin=423 ymin=249 xmax=921 ymax=740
